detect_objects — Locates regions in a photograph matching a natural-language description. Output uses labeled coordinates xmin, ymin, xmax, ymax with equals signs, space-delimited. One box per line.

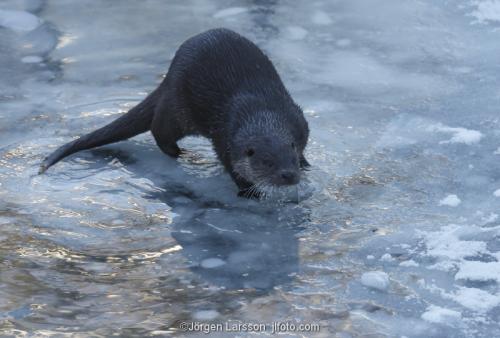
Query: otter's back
xmin=166 ymin=29 xmax=290 ymax=128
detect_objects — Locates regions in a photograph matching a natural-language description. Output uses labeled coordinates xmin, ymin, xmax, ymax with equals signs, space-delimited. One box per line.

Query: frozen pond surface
xmin=1 ymin=0 xmax=500 ymax=337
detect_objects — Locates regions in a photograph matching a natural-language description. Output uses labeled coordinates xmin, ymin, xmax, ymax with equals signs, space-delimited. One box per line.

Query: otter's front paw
xmin=299 ymin=155 xmax=311 ymax=169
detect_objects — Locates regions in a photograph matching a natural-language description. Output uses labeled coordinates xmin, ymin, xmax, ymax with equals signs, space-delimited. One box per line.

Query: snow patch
xmin=420 ymin=224 xmax=489 ymax=265
xmin=479 ymin=212 xmax=499 ymax=224
xmin=0 ymin=9 xmax=41 ymax=32
xmin=439 ymin=194 xmax=461 ymax=207
xmin=361 ymin=271 xmax=390 ymax=291
xmin=417 ymin=222 xmax=500 ymax=311
xmin=494 ymin=189 xmax=500 ymax=197
xmin=471 ymin=0 xmax=500 ymax=23
xmin=421 ymin=305 xmax=461 ymax=326
xmin=455 ymin=261 xmax=500 ymax=282
xmin=428 ymin=123 xmax=483 ymax=145
xmin=444 ymin=287 xmax=500 ymax=312
xmin=376 ymin=116 xmax=484 ymax=149
xmin=380 ymin=253 xmax=395 ymax=262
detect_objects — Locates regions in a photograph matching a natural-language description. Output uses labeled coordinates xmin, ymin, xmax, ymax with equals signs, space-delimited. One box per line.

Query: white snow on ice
xmin=377 ymin=117 xmax=484 ymax=149
xmin=476 ymin=211 xmax=499 ymax=224
xmin=420 ymin=224 xmax=491 ymax=268
xmin=380 ymin=253 xmax=395 ymax=262
xmin=415 ymin=221 xmax=500 ymax=313
xmin=428 ymin=124 xmax=483 ymax=145
xmin=421 ymin=305 xmax=462 ymax=326
xmin=443 ymin=287 xmax=500 ymax=312
xmin=471 ymin=0 xmax=500 ymax=23
xmin=439 ymin=194 xmax=461 ymax=207
xmin=361 ymin=271 xmax=390 ymax=291
xmin=1 ymin=1 xmax=499 ymax=337
xmin=455 ymin=261 xmax=500 ymax=282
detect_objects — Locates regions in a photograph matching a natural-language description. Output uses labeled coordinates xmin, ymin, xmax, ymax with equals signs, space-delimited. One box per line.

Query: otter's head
xmin=231 ymin=134 xmax=301 ymax=187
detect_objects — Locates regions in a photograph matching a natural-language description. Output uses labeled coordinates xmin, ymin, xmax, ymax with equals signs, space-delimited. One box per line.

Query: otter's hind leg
xmin=151 ymin=104 xmax=185 ymax=158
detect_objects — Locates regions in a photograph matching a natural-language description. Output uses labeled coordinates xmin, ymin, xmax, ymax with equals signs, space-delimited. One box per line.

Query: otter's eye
xmin=291 ymin=142 xmax=296 ymax=149
xmin=246 ymin=148 xmax=255 ymax=157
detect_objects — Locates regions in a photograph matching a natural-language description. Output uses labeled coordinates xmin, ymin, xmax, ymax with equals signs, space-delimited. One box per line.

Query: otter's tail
xmin=39 ymin=89 xmax=160 ymax=174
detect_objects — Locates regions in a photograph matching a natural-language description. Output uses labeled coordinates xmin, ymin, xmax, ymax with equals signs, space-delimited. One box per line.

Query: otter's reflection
xmin=90 ymin=143 xmax=306 ymax=291
xmin=171 ymin=206 xmax=302 ymax=290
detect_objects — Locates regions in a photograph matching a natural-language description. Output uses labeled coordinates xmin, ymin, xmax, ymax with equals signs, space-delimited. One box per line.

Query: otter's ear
xmin=299 ymin=155 xmax=310 ymax=169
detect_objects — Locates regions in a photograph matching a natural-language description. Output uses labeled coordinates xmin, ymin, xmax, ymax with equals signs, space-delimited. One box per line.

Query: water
xmin=1 ymin=0 xmax=500 ymax=337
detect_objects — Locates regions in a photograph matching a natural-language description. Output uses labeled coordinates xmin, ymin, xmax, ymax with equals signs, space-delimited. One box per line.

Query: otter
xmin=39 ymin=28 xmax=310 ymax=198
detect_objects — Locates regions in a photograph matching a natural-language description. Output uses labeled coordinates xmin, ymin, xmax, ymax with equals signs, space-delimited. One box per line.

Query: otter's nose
xmin=280 ymin=170 xmax=299 ymax=185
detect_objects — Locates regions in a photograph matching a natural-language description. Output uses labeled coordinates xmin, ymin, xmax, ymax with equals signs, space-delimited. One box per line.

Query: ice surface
xmin=213 ymin=7 xmax=248 ymax=19
xmin=311 ymin=11 xmax=333 ymax=25
xmin=193 ymin=309 xmax=220 ymax=321
xmin=200 ymin=257 xmax=226 ymax=269
xmin=0 ymin=9 xmax=40 ymax=32
xmin=20 ymin=55 xmax=43 ymax=63
xmin=1 ymin=0 xmax=500 ymax=337
xmin=282 ymin=26 xmax=308 ymax=40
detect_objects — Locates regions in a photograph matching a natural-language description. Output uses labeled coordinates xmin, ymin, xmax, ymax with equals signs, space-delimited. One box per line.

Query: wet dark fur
xmin=40 ymin=28 xmax=310 ymax=198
